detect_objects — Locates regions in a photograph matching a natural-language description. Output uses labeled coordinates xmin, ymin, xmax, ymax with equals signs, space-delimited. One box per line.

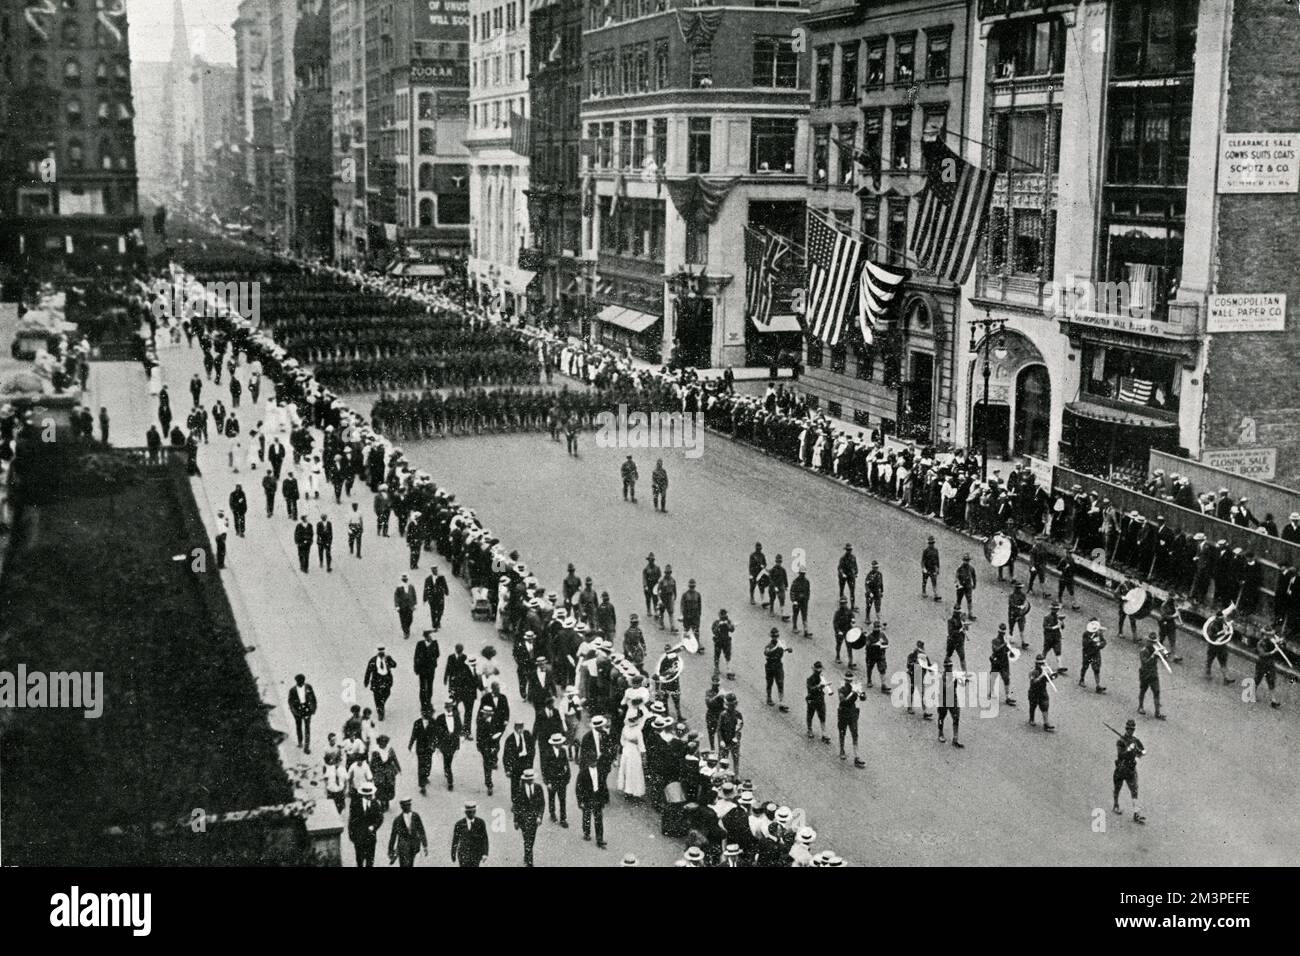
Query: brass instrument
xmin=1040 ymin=662 xmax=1059 ymax=693
xmin=1203 ymin=603 xmax=1235 ymax=646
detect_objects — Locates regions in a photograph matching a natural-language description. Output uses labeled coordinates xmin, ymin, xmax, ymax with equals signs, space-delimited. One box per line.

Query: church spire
xmin=171 ymin=0 xmax=192 ymax=67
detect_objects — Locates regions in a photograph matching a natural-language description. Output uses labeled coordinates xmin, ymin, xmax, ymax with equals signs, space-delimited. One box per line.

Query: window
xmin=815 ymin=46 xmax=833 ymax=102
xmin=68 ymin=138 xmax=84 ymax=169
xmin=891 ymin=109 xmax=912 ymax=170
xmin=690 ymin=45 xmax=712 ymax=88
xmin=688 ymin=117 xmax=711 ymax=174
xmin=1080 ymin=344 xmax=1180 ymax=412
xmin=66 ymin=97 xmax=82 ymax=126
xmin=632 ymin=119 xmax=647 ymax=169
xmin=836 ymin=123 xmax=856 ymax=186
xmin=419 ymin=93 xmax=433 ymax=120
xmin=507 ymin=2 xmax=516 ymax=30
xmin=753 ymin=36 xmax=798 ymax=89
xmin=654 ymin=39 xmax=669 ymax=89
xmin=855 ymin=344 xmax=874 ymax=380
xmin=993 ymin=110 xmax=1046 ymax=172
xmin=863 ymin=109 xmax=883 ymax=165
xmin=653 ymin=117 xmax=667 ymax=169
xmin=418 ymin=163 xmax=433 ymax=190
xmin=419 ymin=197 xmax=433 ymax=226
xmin=993 ymin=17 xmax=1065 ymax=78
xmin=1010 ymin=208 xmax=1043 ymax=274
xmin=830 ymin=346 xmax=847 ymax=373
xmin=807 ymin=339 xmax=824 ymax=367
xmin=64 ymin=57 xmax=81 ymax=84
xmin=618 ymin=119 xmax=632 ymax=168
xmin=751 ymin=118 xmax=797 ymax=173
xmin=894 ymin=34 xmax=915 ymax=84
xmin=493 ymin=6 xmax=502 ymax=31
xmin=865 ymin=40 xmax=885 ymax=88
xmin=1113 ymin=0 xmax=1198 ymax=77
xmin=419 ymin=127 xmax=434 ymax=153
xmin=813 ymin=126 xmax=830 ymax=185
xmin=926 ymin=31 xmax=950 ymax=81
xmin=634 ymin=42 xmax=649 ymax=92
xmin=62 ymin=18 xmax=80 ymax=45
xmin=685 ymin=220 xmax=707 ymax=264
xmin=987 ymin=207 xmax=1007 ymax=273
xmin=1106 ymin=90 xmax=1192 ymax=187
xmin=887 ymin=200 xmax=908 ymax=266
xmin=840 ymin=42 xmax=858 ymax=101
xmin=600 ymin=121 xmax=615 ymax=168
xmin=860 ymin=197 xmax=880 ymax=246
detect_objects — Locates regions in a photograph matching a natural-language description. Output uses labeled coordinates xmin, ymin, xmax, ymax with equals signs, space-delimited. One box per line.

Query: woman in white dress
xmin=245 ymin=429 xmax=260 ymax=471
xmin=617 ymin=712 xmax=647 ymax=799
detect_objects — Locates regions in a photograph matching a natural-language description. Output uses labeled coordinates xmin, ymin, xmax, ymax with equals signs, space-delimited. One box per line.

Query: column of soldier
xmin=168 ymin=255 xmax=842 ymax=867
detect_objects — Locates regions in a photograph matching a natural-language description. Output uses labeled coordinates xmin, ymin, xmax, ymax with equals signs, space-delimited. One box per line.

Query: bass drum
xmin=1122 ymin=587 xmax=1153 ymax=619
xmin=845 ymin=627 xmax=867 ymax=650
xmin=985 ymin=534 xmax=1013 ymax=568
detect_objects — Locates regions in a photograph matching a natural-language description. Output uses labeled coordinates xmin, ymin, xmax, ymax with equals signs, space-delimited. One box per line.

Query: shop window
xmin=1081 ymin=343 xmax=1180 ymax=412
xmin=653 ymin=118 xmax=667 ymax=169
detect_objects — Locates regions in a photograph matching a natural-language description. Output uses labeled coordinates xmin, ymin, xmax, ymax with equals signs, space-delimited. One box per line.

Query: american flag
xmin=805 ymin=214 xmax=863 ymax=346
xmin=908 ymin=130 xmax=996 ymax=285
xmin=857 ymin=259 xmax=908 ymax=345
xmin=1118 ymin=376 xmax=1154 ymax=405
xmin=509 ymin=112 xmax=531 ymax=156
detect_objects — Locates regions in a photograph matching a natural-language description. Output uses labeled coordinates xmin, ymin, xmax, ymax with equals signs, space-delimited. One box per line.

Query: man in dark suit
xmin=423 ymin=566 xmax=450 ymax=630
xmin=315 ymin=513 xmax=334 ymax=571
xmin=408 ymin=705 xmax=438 ymax=795
xmin=576 ymin=715 xmax=612 ymax=848
xmin=387 ymin=797 xmax=428 ymax=867
xmin=293 ymin=515 xmax=313 ymax=572
xmin=364 ymin=645 xmax=397 ymax=720
xmin=512 ymin=768 xmax=546 ymax=866
xmin=445 ymin=644 xmax=477 ymax=737
xmin=432 ymin=700 xmax=462 ymax=790
xmin=394 ymin=573 xmax=418 ymax=640
xmin=539 ymin=731 xmax=571 ymax=827
xmin=348 ymin=782 xmax=384 ymax=867
xmin=413 ymin=631 xmax=441 ymax=711
xmin=478 ymin=681 xmax=510 ymax=735
xmin=501 ymin=719 xmax=536 ymax=803
xmin=450 ymin=801 xmax=489 ymax=867
xmin=287 ymin=673 xmax=317 ymax=754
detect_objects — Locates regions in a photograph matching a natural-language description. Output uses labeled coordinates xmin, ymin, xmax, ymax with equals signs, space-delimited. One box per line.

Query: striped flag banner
xmin=744 ymin=226 xmax=765 ymax=320
xmin=908 ymin=132 xmax=996 ymax=285
xmin=1117 ymin=376 xmax=1154 ymax=405
xmin=805 ymin=214 xmax=863 ymax=346
xmin=755 ymin=230 xmax=791 ymax=328
xmin=509 ymin=112 xmax=531 ymax=156
xmin=857 ymin=259 xmax=908 ymax=345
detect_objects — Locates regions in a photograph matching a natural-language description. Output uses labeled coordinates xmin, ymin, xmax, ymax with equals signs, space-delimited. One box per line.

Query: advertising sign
xmin=1201 ymin=447 xmax=1278 ymax=481
xmin=1207 ymin=293 xmax=1287 ymax=333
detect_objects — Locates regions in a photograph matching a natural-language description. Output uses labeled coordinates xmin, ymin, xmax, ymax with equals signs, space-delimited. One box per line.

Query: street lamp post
xmin=969 ymin=313 xmax=1009 ymax=481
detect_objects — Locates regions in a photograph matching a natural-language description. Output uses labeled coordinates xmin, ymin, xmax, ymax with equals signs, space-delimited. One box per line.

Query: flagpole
xmin=936 ymin=125 xmax=1042 ymax=175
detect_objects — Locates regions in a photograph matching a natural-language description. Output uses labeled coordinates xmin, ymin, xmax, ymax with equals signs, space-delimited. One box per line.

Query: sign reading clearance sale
xmin=1217 ymin=133 xmax=1299 ymax=193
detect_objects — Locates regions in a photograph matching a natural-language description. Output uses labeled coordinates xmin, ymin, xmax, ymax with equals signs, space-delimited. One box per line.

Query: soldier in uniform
xmin=1112 ymin=719 xmax=1146 ymax=824
xmin=1027 ymin=654 xmax=1055 ymax=731
xmin=790 ymin=569 xmax=811 ymax=637
xmin=1114 ymin=577 xmax=1142 ymax=640
xmin=704 ymin=674 xmax=725 ymax=749
xmin=1156 ymin=594 xmax=1182 ymax=663
xmin=955 ymin=553 xmax=978 ymax=619
xmin=651 ymin=458 xmax=668 ymax=512
xmin=763 ymin=628 xmax=792 ymax=711
xmin=907 ymin=640 xmax=934 ymax=718
xmin=681 ymin=579 xmax=703 ymax=638
xmin=767 ymin=554 xmax=789 ymax=620
xmin=656 ymin=643 xmax=684 ymax=718
xmin=642 ymin=553 xmax=662 ymax=617
xmin=1137 ymin=633 xmax=1167 ymax=718
xmin=805 ymin=662 xmax=830 ymax=741
xmin=936 ymin=658 xmax=964 ymax=748
xmin=945 ymin=606 xmax=968 ymax=671
xmin=989 ymin=627 xmax=1016 ymax=707
xmin=1026 ymin=535 xmax=1051 ymax=595
xmin=1079 ymin=619 xmax=1108 ymax=694
xmin=1253 ymin=626 xmax=1285 ymax=709
xmin=864 ymin=560 xmax=884 ymax=623
xmin=864 ymin=621 xmax=890 ymax=693
xmin=1057 ymin=549 xmax=1080 ymax=610
xmin=620 ymin=454 xmax=639 ymax=502
xmin=921 ymin=536 xmax=942 ymax=601
xmin=1042 ymin=602 xmax=1068 ymax=674
xmin=1204 ymin=607 xmax=1233 ymax=684
xmin=833 ymin=597 xmax=856 ymax=665
xmin=837 ymin=544 xmax=858 ymax=609
xmin=711 ymin=609 xmax=736 ymax=680
xmin=749 ymin=542 xmax=768 ymax=605
xmin=836 ymin=670 xmax=867 ymax=768
xmin=1007 ymin=580 xmax=1030 ymax=647
xmin=718 ymin=693 xmax=744 ymax=773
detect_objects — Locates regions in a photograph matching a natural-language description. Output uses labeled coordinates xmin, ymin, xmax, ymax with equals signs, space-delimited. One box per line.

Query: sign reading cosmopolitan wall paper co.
xmin=1217 ymin=133 xmax=1299 ymax=193
xmin=1200 ymin=447 xmax=1278 ymax=481
xmin=1207 ymin=294 xmax=1288 ymax=333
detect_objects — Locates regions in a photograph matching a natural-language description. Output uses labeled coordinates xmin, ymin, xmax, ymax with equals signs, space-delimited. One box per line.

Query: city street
xmin=413 ymin=424 xmax=1300 ymax=866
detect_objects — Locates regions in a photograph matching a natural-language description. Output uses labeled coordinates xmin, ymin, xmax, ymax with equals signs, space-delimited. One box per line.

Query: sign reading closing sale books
xmin=1201 ymin=447 xmax=1278 ymax=481
xmin=1207 ymin=293 xmax=1288 ymax=333
xmin=1217 ymin=133 xmax=1300 ymax=193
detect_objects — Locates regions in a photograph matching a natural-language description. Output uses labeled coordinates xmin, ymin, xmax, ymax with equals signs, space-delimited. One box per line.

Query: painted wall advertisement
xmin=1207 ymin=293 xmax=1287 ymax=333
xmin=1217 ymin=133 xmax=1299 ymax=194
xmin=1200 ymin=447 xmax=1278 ymax=481
xmin=415 ymin=0 xmax=469 ymax=39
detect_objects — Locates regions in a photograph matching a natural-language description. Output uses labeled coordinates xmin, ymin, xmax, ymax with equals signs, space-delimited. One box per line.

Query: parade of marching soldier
xmin=2 ymin=0 xmax=1300 ymax=917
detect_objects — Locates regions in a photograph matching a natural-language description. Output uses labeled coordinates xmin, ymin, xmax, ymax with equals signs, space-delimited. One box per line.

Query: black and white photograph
xmin=0 ymin=0 xmax=1295 ymax=935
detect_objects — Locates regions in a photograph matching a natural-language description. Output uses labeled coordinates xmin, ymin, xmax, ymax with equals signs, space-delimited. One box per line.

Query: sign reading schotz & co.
xmin=1217 ymin=133 xmax=1299 ymax=193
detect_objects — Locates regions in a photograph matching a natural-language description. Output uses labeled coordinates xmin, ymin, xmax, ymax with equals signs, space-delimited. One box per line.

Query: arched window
xmin=99 ymin=136 xmax=113 ymax=169
xmin=62 ymin=18 xmax=80 ymax=46
xmin=66 ymin=96 xmax=82 ymax=125
xmin=67 ymin=138 xmax=84 ymax=169
xmin=96 ymin=58 xmax=109 ymax=82
xmin=418 ymin=127 xmax=434 ymax=154
xmin=98 ymin=97 xmax=110 ymax=122
xmin=63 ymin=57 xmax=80 ymax=84
xmin=418 ymin=198 xmax=433 ymax=226
xmin=418 ymin=162 xmax=433 ymax=190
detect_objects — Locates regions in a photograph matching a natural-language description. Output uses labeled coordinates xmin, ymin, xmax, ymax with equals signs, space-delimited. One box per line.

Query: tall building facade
xmin=526 ymin=0 xmax=584 ymax=329
xmin=292 ymin=0 xmax=334 ymax=258
xmin=799 ymin=0 xmax=971 ymax=444
xmin=234 ymin=0 xmax=271 ymax=219
xmin=467 ymin=0 xmax=531 ymax=313
xmin=269 ymin=0 xmax=300 ymax=248
xmin=581 ymin=1 xmax=810 ymax=366
xmin=330 ymin=0 xmax=363 ymax=263
xmin=0 ymin=0 xmax=142 ymax=270
xmin=396 ymin=0 xmax=471 ymax=270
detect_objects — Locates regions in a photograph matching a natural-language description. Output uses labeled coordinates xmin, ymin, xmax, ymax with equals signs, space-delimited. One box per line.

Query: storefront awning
xmin=597 ymin=305 xmax=661 ymax=334
xmin=1064 ymin=400 xmax=1178 ymax=430
xmin=405 ymin=263 xmax=446 ymax=278
xmin=751 ymin=313 xmax=802 ymax=334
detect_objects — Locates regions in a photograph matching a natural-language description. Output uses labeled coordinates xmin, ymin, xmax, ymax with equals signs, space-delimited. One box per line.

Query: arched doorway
xmin=1014 ymin=363 xmax=1050 ymax=458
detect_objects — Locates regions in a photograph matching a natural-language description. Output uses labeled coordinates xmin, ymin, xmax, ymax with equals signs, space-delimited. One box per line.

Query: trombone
xmin=1040 ymin=662 xmax=1059 ymax=693
xmin=1150 ymin=639 xmax=1173 ymax=674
